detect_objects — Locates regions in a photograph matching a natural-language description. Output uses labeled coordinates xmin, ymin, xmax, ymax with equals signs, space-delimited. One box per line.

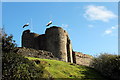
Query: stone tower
xmin=45 ymin=26 xmax=73 ymax=62
xmin=22 ymin=26 xmax=75 ymax=63
xmin=22 ymin=29 xmax=40 ymax=49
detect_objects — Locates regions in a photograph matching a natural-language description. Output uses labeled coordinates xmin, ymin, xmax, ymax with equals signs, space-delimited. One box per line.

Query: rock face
xmin=22 ymin=26 xmax=75 ymax=63
xmin=14 ymin=47 xmax=57 ymax=60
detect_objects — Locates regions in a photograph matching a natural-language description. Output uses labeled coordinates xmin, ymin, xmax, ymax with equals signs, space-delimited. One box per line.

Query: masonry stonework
xmin=22 ymin=26 xmax=75 ymax=63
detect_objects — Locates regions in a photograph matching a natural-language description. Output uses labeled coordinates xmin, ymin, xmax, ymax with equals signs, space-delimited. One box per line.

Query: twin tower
xmin=22 ymin=26 xmax=76 ymax=63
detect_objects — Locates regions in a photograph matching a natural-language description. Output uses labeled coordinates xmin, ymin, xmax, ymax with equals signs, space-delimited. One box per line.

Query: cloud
xmin=105 ymin=30 xmax=112 ymax=34
xmin=88 ymin=24 xmax=94 ymax=28
xmin=84 ymin=5 xmax=117 ymax=22
xmin=111 ymin=26 xmax=117 ymax=29
xmin=104 ymin=25 xmax=118 ymax=35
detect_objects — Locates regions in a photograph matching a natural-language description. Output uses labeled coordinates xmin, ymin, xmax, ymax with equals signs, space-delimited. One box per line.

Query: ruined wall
xmin=22 ymin=30 xmax=40 ymax=49
xmin=22 ymin=26 xmax=74 ymax=63
xmin=22 ymin=30 xmax=46 ymax=50
xmin=66 ymin=35 xmax=73 ymax=63
xmin=37 ymin=34 xmax=46 ymax=50
xmin=74 ymin=51 xmax=93 ymax=66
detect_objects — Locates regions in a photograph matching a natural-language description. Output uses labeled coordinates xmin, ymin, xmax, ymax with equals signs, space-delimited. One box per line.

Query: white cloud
xmin=105 ymin=30 xmax=112 ymax=34
xmin=111 ymin=26 xmax=117 ymax=29
xmin=84 ymin=5 xmax=117 ymax=22
xmin=104 ymin=25 xmax=118 ymax=35
xmin=88 ymin=24 xmax=94 ymax=28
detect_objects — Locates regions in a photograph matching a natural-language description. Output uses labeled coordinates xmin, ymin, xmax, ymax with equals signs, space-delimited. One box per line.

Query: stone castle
xmin=21 ymin=26 xmax=92 ymax=66
xmin=22 ymin=26 xmax=76 ymax=63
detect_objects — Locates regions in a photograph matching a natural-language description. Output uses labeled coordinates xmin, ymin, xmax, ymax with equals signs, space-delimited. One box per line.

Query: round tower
xmin=45 ymin=26 xmax=71 ymax=62
xmin=22 ymin=29 xmax=39 ymax=49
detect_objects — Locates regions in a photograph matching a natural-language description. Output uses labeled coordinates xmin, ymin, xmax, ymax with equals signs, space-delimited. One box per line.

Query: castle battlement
xmin=22 ymin=26 xmax=76 ymax=63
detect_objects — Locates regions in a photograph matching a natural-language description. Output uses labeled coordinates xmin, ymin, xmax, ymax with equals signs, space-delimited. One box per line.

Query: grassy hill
xmin=3 ymin=52 xmax=108 ymax=80
xmin=27 ymin=57 xmax=107 ymax=80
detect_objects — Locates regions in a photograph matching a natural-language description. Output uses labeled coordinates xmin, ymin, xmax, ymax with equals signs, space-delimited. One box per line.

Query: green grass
xmin=26 ymin=57 xmax=107 ymax=80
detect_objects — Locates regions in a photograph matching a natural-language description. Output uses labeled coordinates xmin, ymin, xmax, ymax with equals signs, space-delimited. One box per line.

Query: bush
xmin=2 ymin=34 xmax=17 ymax=52
xmin=90 ymin=53 xmax=120 ymax=80
xmin=2 ymin=52 xmax=46 ymax=80
xmin=0 ymin=27 xmax=16 ymax=52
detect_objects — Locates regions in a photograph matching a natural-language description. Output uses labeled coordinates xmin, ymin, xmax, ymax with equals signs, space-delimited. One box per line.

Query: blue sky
xmin=1 ymin=0 xmax=119 ymax=2
xmin=2 ymin=2 xmax=118 ymax=56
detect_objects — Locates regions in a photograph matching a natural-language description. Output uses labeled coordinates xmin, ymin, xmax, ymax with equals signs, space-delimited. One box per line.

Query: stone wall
xmin=22 ymin=30 xmax=40 ymax=49
xmin=37 ymin=34 xmax=46 ymax=50
xmin=22 ymin=26 xmax=75 ymax=63
xmin=74 ymin=51 xmax=93 ymax=66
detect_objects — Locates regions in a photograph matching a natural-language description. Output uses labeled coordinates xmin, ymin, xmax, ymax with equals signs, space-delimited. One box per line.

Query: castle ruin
xmin=22 ymin=26 xmax=76 ymax=63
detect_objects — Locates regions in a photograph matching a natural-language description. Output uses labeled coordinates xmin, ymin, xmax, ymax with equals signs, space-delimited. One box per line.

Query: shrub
xmin=2 ymin=34 xmax=17 ymax=52
xmin=2 ymin=52 xmax=46 ymax=80
xmin=90 ymin=53 xmax=120 ymax=80
xmin=0 ymin=27 xmax=17 ymax=52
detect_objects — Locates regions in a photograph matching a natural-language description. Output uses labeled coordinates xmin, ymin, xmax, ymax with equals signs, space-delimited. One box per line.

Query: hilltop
xmin=2 ymin=26 xmax=118 ymax=80
xmin=2 ymin=52 xmax=108 ymax=80
xmin=14 ymin=47 xmax=93 ymax=66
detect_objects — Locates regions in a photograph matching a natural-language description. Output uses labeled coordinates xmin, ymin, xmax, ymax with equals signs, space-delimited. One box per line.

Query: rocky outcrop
xmin=14 ymin=47 xmax=58 ymax=60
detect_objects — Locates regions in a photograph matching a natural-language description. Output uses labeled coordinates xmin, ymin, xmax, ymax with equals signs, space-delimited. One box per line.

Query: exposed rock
xmin=14 ymin=47 xmax=58 ymax=60
xmin=32 ymin=60 xmax=40 ymax=64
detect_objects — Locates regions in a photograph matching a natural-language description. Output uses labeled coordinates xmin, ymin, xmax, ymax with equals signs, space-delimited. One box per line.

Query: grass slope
xmin=27 ymin=57 xmax=107 ymax=80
